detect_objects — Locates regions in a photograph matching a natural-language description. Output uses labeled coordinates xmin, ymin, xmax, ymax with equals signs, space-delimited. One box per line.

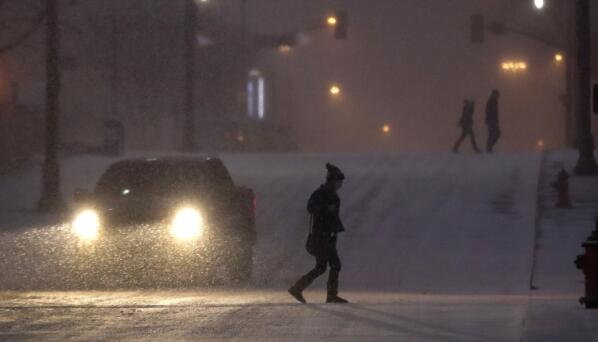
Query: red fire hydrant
xmin=551 ymin=168 xmax=571 ymax=208
xmin=575 ymin=218 xmax=598 ymax=309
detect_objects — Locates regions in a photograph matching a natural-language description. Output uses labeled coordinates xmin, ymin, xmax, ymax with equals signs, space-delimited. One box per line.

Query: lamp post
xmin=240 ymin=0 xmax=247 ymax=42
xmin=573 ymin=0 xmax=597 ymax=174
xmin=180 ymin=0 xmax=197 ymax=152
xmin=38 ymin=0 xmax=65 ymax=212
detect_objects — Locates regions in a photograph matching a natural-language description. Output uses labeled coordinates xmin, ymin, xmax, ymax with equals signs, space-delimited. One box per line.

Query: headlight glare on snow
xmin=170 ymin=207 xmax=204 ymax=241
xmin=72 ymin=209 xmax=100 ymax=241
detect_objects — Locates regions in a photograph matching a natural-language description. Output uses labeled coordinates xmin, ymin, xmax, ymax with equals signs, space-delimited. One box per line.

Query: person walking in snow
xmin=452 ymin=99 xmax=481 ymax=153
xmin=485 ymin=89 xmax=501 ymax=153
xmin=288 ymin=163 xmax=348 ymax=304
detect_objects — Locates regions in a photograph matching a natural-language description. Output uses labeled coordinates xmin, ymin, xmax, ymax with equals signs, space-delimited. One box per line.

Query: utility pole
xmin=38 ymin=0 xmax=65 ymax=212
xmin=181 ymin=0 xmax=196 ymax=152
xmin=561 ymin=0 xmax=576 ymax=148
xmin=110 ymin=17 xmax=118 ymax=121
xmin=574 ymin=0 xmax=597 ymax=174
xmin=240 ymin=0 xmax=247 ymax=42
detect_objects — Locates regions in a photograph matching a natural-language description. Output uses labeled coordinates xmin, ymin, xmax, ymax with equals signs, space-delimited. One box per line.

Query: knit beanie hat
xmin=326 ymin=163 xmax=345 ymax=181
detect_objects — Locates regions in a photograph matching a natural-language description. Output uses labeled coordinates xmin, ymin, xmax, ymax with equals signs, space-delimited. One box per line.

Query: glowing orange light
xmin=382 ymin=124 xmax=391 ymax=134
xmin=278 ymin=45 xmax=291 ymax=53
xmin=501 ymin=60 xmax=528 ymax=72
xmin=537 ymin=139 xmax=545 ymax=149
xmin=329 ymin=85 xmax=341 ymax=96
xmin=327 ymin=16 xmax=337 ymax=26
xmin=555 ymin=53 xmax=563 ymax=62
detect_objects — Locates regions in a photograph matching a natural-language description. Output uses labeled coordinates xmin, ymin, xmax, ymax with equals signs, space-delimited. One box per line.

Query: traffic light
xmin=334 ymin=10 xmax=348 ymax=40
xmin=471 ymin=14 xmax=485 ymax=44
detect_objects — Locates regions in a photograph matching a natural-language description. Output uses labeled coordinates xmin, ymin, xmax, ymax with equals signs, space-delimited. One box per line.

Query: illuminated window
xmin=247 ymin=70 xmax=266 ymax=120
xmin=247 ymin=82 xmax=254 ymax=118
xmin=258 ymin=78 xmax=265 ymax=119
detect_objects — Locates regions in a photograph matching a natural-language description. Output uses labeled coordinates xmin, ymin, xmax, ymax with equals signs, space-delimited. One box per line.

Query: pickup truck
xmin=71 ymin=156 xmax=256 ymax=286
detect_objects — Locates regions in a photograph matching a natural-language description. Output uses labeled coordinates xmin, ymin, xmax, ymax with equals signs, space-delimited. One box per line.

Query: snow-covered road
xmin=0 ymin=153 xmax=541 ymax=293
xmin=1 ymin=152 xmax=597 ymax=341
xmin=224 ymin=154 xmax=541 ymax=294
xmin=0 ymin=291 xmax=595 ymax=341
xmin=0 ymin=291 xmax=529 ymax=341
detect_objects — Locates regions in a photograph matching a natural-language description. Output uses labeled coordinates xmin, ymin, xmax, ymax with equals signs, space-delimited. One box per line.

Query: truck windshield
xmin=95 ymin=161 xmax=207 ymax=197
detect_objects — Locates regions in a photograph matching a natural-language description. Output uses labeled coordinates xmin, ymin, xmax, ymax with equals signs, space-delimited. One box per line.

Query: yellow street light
xmin=382 ymin=124 xmax=391 ymax=135
xmin=329 ymin=85 xmax=341 ymax=96
xmin=278 ymin=45 xmax=292 ymax=53
xmin=327 ymin=16 xmax=337 ymax=26
xmin=555 ymin=53 xmax=564 ymax=62
xmin=500 ymin=60 xmax=528 ymax=73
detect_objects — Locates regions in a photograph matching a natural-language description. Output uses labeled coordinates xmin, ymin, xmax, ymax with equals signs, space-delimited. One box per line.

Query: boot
xmin=326 ymin=295 xmax=349 ymax=303
xmin=288 ymin=287 xmax=306 ymax=303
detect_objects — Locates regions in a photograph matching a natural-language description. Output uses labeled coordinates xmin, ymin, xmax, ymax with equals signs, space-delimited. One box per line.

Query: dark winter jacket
xmin=485 ymin=97 xmax=499 ymax=127
xmin=459 ymin=103 xmax=474 ymax=128
xmin=308 ymin=184 xmax=345 ymax=238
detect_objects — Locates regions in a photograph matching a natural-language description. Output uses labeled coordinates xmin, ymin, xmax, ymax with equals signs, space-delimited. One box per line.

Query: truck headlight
xmin=72 ymin=209 xmax=100 ymax=241
xmin=170 ymin=207 xmax=204 ymax=241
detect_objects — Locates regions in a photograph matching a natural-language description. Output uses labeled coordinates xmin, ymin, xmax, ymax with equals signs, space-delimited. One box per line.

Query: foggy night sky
xmin=234 ymin=0 xmax=575 ymax=153
xmin=9 ymin=0 xmax=598 ymax=153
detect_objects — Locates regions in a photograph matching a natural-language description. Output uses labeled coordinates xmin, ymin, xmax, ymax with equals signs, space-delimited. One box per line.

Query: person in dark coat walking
xmin=452 ymin=100 xmax=481 ymax=153
xmin=288 ymin=163 xmax=348 ymax=304
xmin=485 ymin=90 xmax=501 ymax=153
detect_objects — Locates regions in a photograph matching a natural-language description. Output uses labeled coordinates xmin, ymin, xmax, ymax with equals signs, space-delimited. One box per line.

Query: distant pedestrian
xmin=485 ymin=90 xmax=501 ymax=153
xmin=453 ymin=100 xmax=481 ymax=153
xmin=288 ymin=163 xmax=348 ymax=304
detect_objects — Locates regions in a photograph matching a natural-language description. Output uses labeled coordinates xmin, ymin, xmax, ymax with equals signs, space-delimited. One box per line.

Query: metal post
xmin=110 ymin=17 xmax=118 ymax=120
xmin=181 ymin=0 xmax=196 ymax=152
xmin=38 ymin=0 xmax=65 ymax=212
xmin=574 ymin=0 xmax=597 ymax=175
xmin=565 ymin=44 xmax=575 ymax=147
xmin=564 ymin=0 xmax=576 ymax=148
xmin=240 ymin=0 xmax=247 ymax=42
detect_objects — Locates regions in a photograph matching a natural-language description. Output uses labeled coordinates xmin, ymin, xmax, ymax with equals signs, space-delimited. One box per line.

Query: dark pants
xmin=453 ymin=127 xmax=480 ymax=152
xmin=486 ymin=126 xmax=501 ymax=153
xmin=292 ymin=237 xmax=341 ymax=297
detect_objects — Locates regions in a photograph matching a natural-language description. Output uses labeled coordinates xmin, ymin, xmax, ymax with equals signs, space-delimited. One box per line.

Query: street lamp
xmin=327 ymin=16 xmax=337 ymax=26
xmin=278 ymin=45 xmax=292 ymax=53
xmin=534 ymin=0 xmax=545 ymax=10
xmin=329 ymin=85 xmax=341 ymax=96
xmin=501 ymin=60 xmax=528 ymax=72
xmin=555 ymin=53 xmax=564 ymax=62
xmin=382 ymin=124 xmax=391 ymax=135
